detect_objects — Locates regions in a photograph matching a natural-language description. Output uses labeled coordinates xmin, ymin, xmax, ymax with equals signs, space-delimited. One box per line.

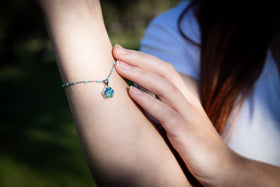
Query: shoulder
xmin=149 ymin=1 xmax=191 ymax=30
xmin=140 ymin=0 xmax=201 ymax=80
xmin=142 ymin=1 xmax=193 ymax=47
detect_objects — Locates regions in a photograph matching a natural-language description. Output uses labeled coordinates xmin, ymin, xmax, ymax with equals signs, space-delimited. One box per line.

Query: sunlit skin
xmin=37 ymin=0 xmax=280 ymax=186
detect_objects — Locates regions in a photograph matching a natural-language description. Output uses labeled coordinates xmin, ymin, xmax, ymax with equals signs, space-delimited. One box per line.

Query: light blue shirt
xmin=140 ymin=1 xmax=280 ymax=167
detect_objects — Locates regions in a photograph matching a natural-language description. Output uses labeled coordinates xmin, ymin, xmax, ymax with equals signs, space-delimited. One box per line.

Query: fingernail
xmin=130 ymin=86 xmax=143 ymax=95
xmin=116 ymin=44 xmax=128 ymax=54
xmin=117 ymin=61 xmax=131 ymax=70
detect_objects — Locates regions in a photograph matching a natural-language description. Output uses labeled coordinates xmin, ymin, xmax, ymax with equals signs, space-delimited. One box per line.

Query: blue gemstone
xmin=113 ymin=61 xmax=116 ymax=65
xmin=62 ymin=84 xmax=65 ymax=88
xmin=97 ymin=80 xmax=101 ymax=83
xmin=66 ymin=83 xmax=69 ymax=86
xmin=103 ymin=86 xmax=114 ymax=98
xmin=73 ymin=82 xmax=77 ymax=85
xmin=84 ymin=81 xmax=88 ymax=83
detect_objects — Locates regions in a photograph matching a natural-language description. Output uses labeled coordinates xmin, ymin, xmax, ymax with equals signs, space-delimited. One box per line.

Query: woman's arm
xmin=37 ymin=0 xmax=190 ymax=186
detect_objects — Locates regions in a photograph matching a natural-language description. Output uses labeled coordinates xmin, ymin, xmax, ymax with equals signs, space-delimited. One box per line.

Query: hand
xmin=113 ymin=45 xmax=243 ymax=187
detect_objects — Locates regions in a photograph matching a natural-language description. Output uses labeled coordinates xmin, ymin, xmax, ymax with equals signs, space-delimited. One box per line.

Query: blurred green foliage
xmin=0 ymin=0 xmax=181 ymax=186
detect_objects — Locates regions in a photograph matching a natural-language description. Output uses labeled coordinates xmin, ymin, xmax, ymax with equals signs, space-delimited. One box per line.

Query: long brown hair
xmin=178 ymin=0 xmax=280 ymax=134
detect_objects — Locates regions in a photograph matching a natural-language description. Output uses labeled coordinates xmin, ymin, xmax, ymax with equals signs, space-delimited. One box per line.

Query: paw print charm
xmin=102 ymin=86 xmax=114 ymax=99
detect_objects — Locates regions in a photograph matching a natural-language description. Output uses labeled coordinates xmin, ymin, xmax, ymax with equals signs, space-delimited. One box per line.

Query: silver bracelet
xmin=61 ymin=61 xmax=116 ymax=99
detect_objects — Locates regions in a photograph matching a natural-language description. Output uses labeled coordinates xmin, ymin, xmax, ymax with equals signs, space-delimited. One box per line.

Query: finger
xmin=116 ymin=61 xmax=189 ymax=114
xmin=129 ymin=86 xmax=199 ymax=162
xmin=113 ymin=45 xmax=191 ymax=101
xmin=129 ymin=86 xmax=185 ymax=136
xmin=113 ymin=44 xmax=173 ymax=78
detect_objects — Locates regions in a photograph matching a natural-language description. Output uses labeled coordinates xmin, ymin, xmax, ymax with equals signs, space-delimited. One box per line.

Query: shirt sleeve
xmin=140 ymin=1 xmax=201 ymax=80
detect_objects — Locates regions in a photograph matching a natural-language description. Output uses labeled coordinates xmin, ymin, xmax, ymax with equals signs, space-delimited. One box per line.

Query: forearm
xmin=218 ymin=152 xmax=280 ymax=187
xmin=37 ymin=1 xmax=190 ymax=186
xmin=236 ymin=157 xmax=280 ymax=187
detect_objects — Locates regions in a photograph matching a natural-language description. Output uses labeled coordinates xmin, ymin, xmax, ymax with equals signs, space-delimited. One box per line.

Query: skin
xmin=37 ymin=0 xmax=280 ymax=186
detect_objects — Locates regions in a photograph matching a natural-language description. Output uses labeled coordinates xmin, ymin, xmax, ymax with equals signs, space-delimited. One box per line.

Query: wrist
xmin=209 ymin=149 xmax=245 ymax=187
xmin=219 ymin=151 xmax=247 ymax=187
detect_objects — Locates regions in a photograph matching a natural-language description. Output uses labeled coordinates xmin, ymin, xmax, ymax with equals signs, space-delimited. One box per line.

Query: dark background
xmin=0 ymin=0 xmax=180 ymax=186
